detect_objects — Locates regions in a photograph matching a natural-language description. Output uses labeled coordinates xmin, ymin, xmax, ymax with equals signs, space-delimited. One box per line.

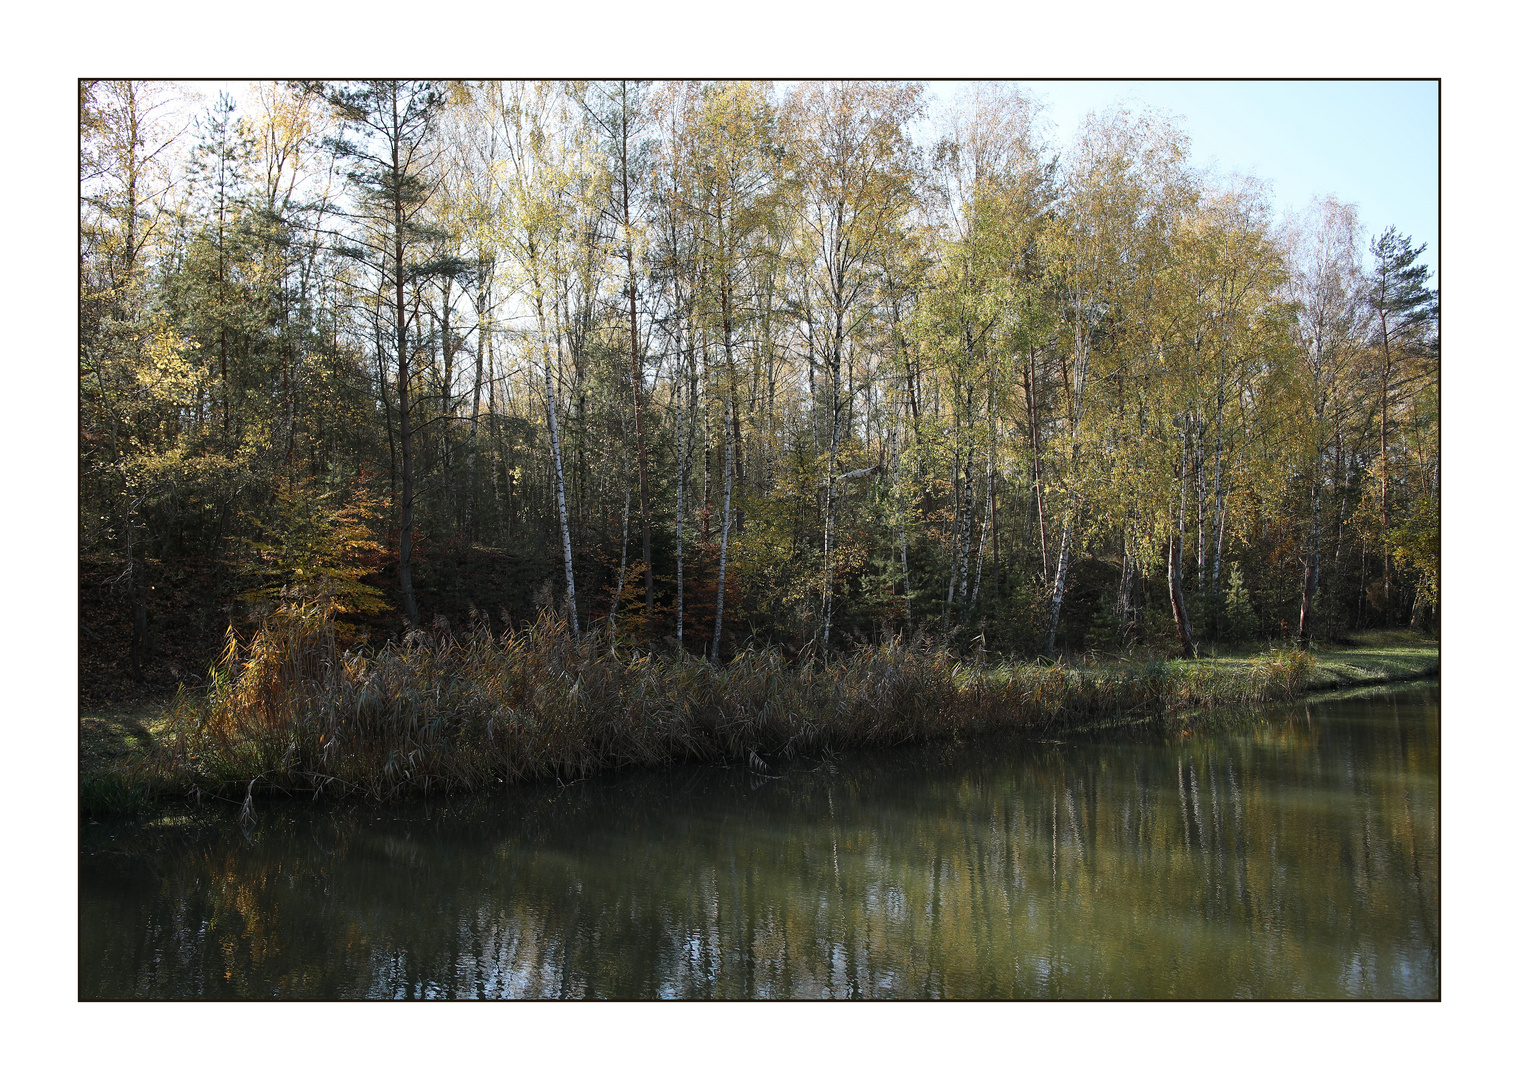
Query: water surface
xmin=80 ymin=684 xmax=1438 ymax=999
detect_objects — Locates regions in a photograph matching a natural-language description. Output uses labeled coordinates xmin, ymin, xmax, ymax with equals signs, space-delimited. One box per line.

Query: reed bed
xmin=147 ymin=603 xmax=1316 ymax=804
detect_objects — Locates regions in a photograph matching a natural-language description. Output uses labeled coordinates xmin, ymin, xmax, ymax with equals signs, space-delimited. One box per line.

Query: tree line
xmin=79 ymin=79 xmax=1438 ymax=684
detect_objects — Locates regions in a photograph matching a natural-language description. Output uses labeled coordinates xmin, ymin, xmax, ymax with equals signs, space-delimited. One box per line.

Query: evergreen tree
xmin=1366 ymin=227 xmax=1437 ymax=623
xmin=328 ymin=80 xmax=447 ymax=628
xmin=1223 ymin=564 xmax=1260 ymax=642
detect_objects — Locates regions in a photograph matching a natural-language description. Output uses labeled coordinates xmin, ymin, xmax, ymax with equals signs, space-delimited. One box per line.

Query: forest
xmin=79 ymin=79 xmax=1439 ymax=706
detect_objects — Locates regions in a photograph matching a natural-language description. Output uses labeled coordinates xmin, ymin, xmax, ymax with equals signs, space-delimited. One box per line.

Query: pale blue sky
xmin=995 ymin=80 xmax=1439 ymax=286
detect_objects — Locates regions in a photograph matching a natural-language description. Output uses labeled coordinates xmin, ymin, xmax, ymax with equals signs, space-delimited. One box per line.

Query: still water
xmin=80 ymin=684 xmax=1438 ymax=999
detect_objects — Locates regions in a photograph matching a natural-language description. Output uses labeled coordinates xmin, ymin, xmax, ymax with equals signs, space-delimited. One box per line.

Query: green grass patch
xmin=1305 ymin=631 xmax=1439 ymax=688
xmin=79 ymin=699 xmax=178 ymax=816
xmin=1142 ymin=631 xmax=1438 ymax=693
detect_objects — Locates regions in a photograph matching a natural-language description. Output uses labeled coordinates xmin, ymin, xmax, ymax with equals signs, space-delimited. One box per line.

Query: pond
xmin=79 ymin=683 xmax=1438 ymax=999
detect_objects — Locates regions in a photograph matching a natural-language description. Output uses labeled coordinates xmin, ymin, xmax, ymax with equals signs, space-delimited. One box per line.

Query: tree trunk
xmin=1045 ymin=320 xmax=1087 ymax=658
xmin=395 ymin=284 xmax=418 ymax=626
xmin=896 ymin=432 xmax=911 ymax=627
xmin=439 ymin=275 xmax=456 ymax=526
xmin=1212 ymin=489 xmax=1229 ymax=593
xmin=953 ymin=443 xmax=978 ymax=619
xmin=674 ymin=308 xmax=688 ymax=650
xmin=1298 ymin=483 xmax=1322 ymax=643
xmin=125 ymin=498 xmax=149 ymax=681
xmin=373 ymin=305 xmax=396 ymax=497
xmin=945 ymin=444 xmax=961 ymax=619
xmin=1379 ymin=309 xmax=1394 ymax=626
xmin=621 ymin=85 xmax=655 ymax=619
xmin=969 ymin=467 xmax=991 ymax=610
xmin=488 ymin=338 xmax=504 ymax=542
xmin=609 ymin=467 xmax=631 ymax=633
xmin=1168 ymin=533 xmax=1197 ymax=658
xmin=1196 ymin=429 xmax=1206 ymax=586
xmin=712 ymin=394 xmax=735 ymax=663
xmin=987 ymin=376 xmax=999 ymax=601
xmin=464 ymin=280 xmax=488 ymax=548
xmin=819 ymin=297 xmax=844 ymax=651
xmin=1116 ymin=516 xmax=1134 ymax=639
xmin=1026 ymin=341 xmax=1049 ymax=583
xmin=713 ymin=220 xmax=741 ymax=661
xmin=531 ymin=259 xmax=579 ymax=638
xmin=956 ymin=440 xmax=976 ymax=612
xmin=1045 ymin=508 xmax=1074 ymax=657
xmin=392 ymin=90 xmax=420 ymax=629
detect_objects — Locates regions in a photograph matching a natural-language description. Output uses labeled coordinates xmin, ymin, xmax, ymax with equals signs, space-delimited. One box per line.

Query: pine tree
xmin=1366 ymin=227 xmax=1437 ymax=623
xmin=328 ymin=80 xmax=447 ymax=629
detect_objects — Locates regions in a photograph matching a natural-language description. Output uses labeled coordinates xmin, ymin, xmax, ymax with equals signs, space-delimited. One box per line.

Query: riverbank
xmin=79 ymin=606 xmax=1437 ymax=813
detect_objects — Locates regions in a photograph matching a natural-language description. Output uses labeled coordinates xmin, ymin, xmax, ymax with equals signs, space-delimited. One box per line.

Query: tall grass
xmin=148 ymin=602 xmax=1315 ymax=803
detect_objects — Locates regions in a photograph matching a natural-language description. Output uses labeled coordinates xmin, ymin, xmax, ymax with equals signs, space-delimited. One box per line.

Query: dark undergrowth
xmin=92 ymin=601 xmax=1318 ymax=811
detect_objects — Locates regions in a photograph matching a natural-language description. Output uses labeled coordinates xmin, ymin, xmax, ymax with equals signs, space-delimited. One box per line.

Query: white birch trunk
xmin=1045 ymin=510 xmax=1073 ymax=656
xmin=969 ymin=488 xmax=990 ymax=611
xmin=534 ymin=284 xmax=578 ymax=639
xmin=1045 ymin=315 xmax=1089 ymax=655
xmin=819 ymin=338 xmax=843 ymax=651
xmin=896 ymin=436 xmax=911 ymax=626
xmin=674 ymin=321 xmax=687 ymax=650
xmin=712 ymin=394 xmax=735 ymax=662
xmin=945 ymin=447 xmax=961 ymax=618
xmin=464 ymin=284 xmax=487 ymax=547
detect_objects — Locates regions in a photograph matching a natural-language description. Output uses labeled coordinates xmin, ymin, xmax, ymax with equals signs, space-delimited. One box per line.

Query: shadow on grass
xmin=80 ymin=700 xmax=175 ymax=817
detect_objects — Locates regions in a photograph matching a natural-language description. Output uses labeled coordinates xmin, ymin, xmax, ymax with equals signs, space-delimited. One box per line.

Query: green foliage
xmin=1388 ymin=493 xmax=1438 ymax=608
xmin=1222 ymin=564 xmax=1260 ymax=642
xmin=80 ymin=771 xmax=159 ymax=816
xmin=1086 ymin=604 xmax=1120 ymax=653
xmin=1367 ymin=228 xmax=1438 ymax=343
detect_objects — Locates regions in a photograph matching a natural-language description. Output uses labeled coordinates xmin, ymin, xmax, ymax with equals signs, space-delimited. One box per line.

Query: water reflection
xmin=80 ymin=685 xmax=1438 ymax=999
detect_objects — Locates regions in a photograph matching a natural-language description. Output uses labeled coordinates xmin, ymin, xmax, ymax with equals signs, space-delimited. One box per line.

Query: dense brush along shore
xmin=76 ymin=602 xmax=1441 ymax=813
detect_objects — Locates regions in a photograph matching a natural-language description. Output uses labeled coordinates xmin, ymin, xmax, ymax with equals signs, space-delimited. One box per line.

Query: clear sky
xmin=992 ymin=80 xmax=1439 ymax=287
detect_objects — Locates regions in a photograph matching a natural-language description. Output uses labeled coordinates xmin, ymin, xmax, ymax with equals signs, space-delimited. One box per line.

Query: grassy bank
xmin=80 ymin=696 xmax=185 ymax=815
xmin=80 ymin=605 xmax=1436 ymax=812
xmin=1300 ymin=633 xmax=1441 ymax=688
xmin=1137 ymin=630 xmax=1438 ymax=700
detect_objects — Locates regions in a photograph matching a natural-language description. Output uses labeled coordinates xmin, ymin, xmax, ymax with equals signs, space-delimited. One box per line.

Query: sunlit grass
xmin=1306 ymin=631 xmax=1439 ymax=685
xmin=1153 ymin=630 xmax=1437 ymax=692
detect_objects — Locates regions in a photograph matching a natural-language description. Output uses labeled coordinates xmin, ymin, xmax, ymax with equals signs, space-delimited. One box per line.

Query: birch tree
xmin=1042 ymin=107 xmax=1191 ymax=654
xmin=489 ymin=80 xmax=585 ymax=637
xmin=783 ymin=81 xmax=922 ymax=650
xmin=1283 ymin=196 xmax=1365 ymax=641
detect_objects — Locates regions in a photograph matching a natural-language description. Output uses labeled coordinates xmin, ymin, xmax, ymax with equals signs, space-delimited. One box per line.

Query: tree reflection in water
xmin=80 ymin=685 xmax=1438 ymax=999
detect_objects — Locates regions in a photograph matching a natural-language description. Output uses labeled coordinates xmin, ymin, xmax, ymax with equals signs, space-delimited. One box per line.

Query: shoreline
xmin=80 ymin=622 xmax=1438 ymax=815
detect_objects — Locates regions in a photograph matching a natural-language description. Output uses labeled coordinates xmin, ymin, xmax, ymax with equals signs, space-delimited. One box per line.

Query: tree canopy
xmin=79 ymin=80 xmax=1439 ymax=694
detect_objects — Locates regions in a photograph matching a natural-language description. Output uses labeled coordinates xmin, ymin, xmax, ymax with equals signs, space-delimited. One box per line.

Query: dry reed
xmin=150 ymin=602 xmax=1316 ymax=803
